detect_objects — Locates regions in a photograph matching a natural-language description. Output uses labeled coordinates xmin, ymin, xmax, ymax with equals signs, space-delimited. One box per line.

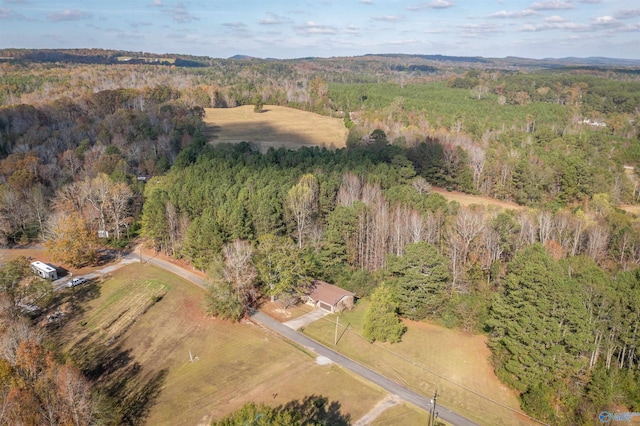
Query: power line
xmin=291 ymin=305 xmax=548 ymax=426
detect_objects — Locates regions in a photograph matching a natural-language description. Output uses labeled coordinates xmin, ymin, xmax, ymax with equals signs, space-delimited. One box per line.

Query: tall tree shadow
xmin=278 ymin=394 xmax=351 ymax=426
xmin=68 ymin=334 xmax=167 ymax=425
xmin=119 ymin=369 xmax=168 ymax=426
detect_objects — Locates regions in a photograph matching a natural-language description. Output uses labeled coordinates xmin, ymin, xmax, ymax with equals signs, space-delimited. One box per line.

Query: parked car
xmin=68 ymin=277 xmax=87 ymax=287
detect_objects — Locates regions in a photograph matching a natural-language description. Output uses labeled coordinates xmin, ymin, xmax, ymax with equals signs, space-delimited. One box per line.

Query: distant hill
xmin=1 ymin=48 xmax=639 ymax=71
xmin=0 ymin=48 xmax=210 ymax=67
xmin=227 ymin=54 xmax=258 ymax=60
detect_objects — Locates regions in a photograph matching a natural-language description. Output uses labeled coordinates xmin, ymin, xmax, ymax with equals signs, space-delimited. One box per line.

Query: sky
xmin=1 ymin=0 xmax=639 ymax=60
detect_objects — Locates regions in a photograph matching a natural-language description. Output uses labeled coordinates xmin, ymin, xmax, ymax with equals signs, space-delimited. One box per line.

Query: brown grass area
xmin=618 ymin=205 xmax=640 ymax=215
xmin=57 ymin=263 xmax=386 ymax=426
xmin=431 ymin=187 xmax=523 ymax=210
xmin=203 ymin=106 xmax=348 ymax=152
xmin=371 ymin=403 xmax=441 ymax=425
xmin=302 ymin=300 xmax=533 ymax=426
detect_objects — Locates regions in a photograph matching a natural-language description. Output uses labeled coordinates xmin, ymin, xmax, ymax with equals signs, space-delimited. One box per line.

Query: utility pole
xmin=429 ymin=389 xmax=438 ymax=426
xmin=334 ymin=315 xmax=339 ymax=345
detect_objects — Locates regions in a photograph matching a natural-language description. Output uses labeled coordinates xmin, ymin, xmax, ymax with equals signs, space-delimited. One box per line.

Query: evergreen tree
xmin=140 ymin=187 xmax=170 ymax=252
xmin=363 ymin=283 xmax=406 ymax=343
xmin=181 ymin=208 xmax=224 ymax=271
xmin=254 ymin=234 xmax=312 ymax=305
xmin=487 ymin=244 xmax=590 ymax=421
xmin=387 ymin=242 xmax=450 ymax=320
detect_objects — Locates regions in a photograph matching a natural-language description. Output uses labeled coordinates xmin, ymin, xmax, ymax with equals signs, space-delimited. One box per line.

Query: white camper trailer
xmin=30 ymin=261 xmax=58 ymax=280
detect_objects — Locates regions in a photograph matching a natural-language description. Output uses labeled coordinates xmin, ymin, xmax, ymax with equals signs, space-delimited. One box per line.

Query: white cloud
xmin=544 ymin=15 xmax=565 ymax=22
xmin=47 ymin=9 xmax=92 ymax=22
xmin=360 ymin=0 xmax=373 ymax=4
xmin=345 ymin=25 xmax=361 ymax=35
xmin=617 ymin=23 xmax=640 ymax=32
xmin=167 ymin=3 xmax=197 ymax=23
xmin=593 ymin=15 xmax=622 ymax=29
xmin=259 ymin=12 xmax=291 ymax=25
xmin=523 ymin=17 xmax=590 ymax=32
xmin=529 ymin=0 xmax=573 ymax=11
xmin=490 ymin=9 xmax=537 ymax=18
xmin=0 ymin=7 xmax=14 ymax=18
xmin=406 ymin=1 xmax=455 ymax=11
xmin=294 ymin=21 xmax=338 ymax=36
xmin=614 ymin=9 xmax=640 ymax=20
xmin=224 ymin=22 xmax=248 ymax=29
xmin=458 ymin=23 xmax=501 ymax=34
xmin=386 ymin=39 xmax=419 ymax=45
xmin=430 ymin=0 xmax=455 ymax=8
xmin=149 ymin=1 xmax=198 ymax=23
xmin=372 ymin=15 xmax=405 ymax=22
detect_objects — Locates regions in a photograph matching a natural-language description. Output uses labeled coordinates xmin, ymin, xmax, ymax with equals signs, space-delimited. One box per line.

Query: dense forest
xmin=1 ymin=50 xmax=640 ymax=424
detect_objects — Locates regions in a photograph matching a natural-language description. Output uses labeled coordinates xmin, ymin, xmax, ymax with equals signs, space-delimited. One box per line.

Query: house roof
xmin=308 ymin=280 xmax=355 ymax=307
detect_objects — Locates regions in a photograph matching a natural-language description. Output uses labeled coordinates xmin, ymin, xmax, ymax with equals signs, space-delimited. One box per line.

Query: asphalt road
xmin=137 ymin=250 xmax=478 ymax=426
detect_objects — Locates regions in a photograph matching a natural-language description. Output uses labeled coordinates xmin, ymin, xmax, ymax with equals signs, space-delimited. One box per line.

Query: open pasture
xmin=203 ymin=105 xmax=348 ymax=151
xmin=57 ymin=263 xmax=407 ymax=425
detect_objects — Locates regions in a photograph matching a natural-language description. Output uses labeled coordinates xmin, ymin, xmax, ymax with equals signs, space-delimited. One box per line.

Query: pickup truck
xmin=68 ymin=277 xmax=87 ymax=287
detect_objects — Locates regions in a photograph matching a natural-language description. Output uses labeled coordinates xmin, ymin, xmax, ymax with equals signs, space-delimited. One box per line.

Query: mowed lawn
xmin=203 ymin=105 xmax=348 ymax=151
xmin=301 ymin=300 xmax=534 ymax=426
xmin=58 ymin=263 xmax=390 ymax=426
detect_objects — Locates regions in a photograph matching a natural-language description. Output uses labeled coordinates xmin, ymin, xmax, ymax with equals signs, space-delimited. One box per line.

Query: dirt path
xmin=353 ymin=395 xmax=401 ymax=426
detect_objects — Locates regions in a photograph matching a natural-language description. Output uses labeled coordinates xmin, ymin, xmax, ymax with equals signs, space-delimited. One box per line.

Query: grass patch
xmin=302 ymin=300 xmax=533 ymax=426
xmin=203 ymin=105 xmax=348 ymax=152
xmin=82 ymin=278 xmax=168 ymax=341
xmin=59 ymin=263 xmax=392 ymax=425
xmin=371 ymin=403 xmax=440 ymax=426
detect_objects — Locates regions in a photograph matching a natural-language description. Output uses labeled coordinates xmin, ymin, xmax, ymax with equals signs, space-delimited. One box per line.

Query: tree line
xmin=1 ymin=57 xmax=640 ymax=423
xmin=137 ymin=141 xmax=640 ymax=423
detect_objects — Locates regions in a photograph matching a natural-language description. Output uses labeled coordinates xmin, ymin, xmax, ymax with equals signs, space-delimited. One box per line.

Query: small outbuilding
xmin=306 ymin=280 xmax=355 ymax=313
xmin=30 ymin=261 xmax=58 ymax=280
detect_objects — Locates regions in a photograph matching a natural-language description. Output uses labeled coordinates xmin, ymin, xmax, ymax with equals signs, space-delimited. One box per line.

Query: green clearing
xmin=301 ymin=300 xmax=534 ymax=426
xmin=329 ymin=81 xmax=570 ymax=132
xmin=58 ymin=263 xmax=397 ymax=425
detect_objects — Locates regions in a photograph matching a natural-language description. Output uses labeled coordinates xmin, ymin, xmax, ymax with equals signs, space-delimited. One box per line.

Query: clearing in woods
xmin=54 ymin=263 xmax=416 ymax=425
xmin=203 ymin=105 xmax=348 ymax=151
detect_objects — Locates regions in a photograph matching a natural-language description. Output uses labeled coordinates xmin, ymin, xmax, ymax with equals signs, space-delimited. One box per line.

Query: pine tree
xmin=487 ymin=244 xmax=590 ymax=421
xmin=363 ymin=283 xmax=406 ymax=343
xmin=387 ymin=242 xmax=450 ymax=320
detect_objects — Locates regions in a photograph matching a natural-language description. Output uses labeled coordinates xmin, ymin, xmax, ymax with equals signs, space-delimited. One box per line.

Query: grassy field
xmin=203 ymin=105 xmax=348 ymax=151
xmin=300 ymin=300 xmax=535 ymax=426
xmin=431 ymin=187 xmax=523 ymax=211
xmin=55 ymin=263 xmax=421 ymax=425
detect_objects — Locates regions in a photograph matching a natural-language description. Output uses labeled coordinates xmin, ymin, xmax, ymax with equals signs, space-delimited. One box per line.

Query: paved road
xmin=137 ymin=250 xmax=206 ymax=288
xmin=251 ymin=311 xmax=477 ymax=426
xmin=135 ymin=249 xmax=478 ymax=426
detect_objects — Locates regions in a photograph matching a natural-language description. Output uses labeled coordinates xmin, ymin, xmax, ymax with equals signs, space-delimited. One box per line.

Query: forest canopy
xmin=1 ymin=51 xmax=640 ymax=424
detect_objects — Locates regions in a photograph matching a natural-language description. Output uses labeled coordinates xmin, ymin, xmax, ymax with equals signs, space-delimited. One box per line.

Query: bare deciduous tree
xmin=585 ymin=224 xmax=609 ymax=263
xmin=537 ymin=210 xmax=553 ymax=245
xmin=336 ymin=172 xmax=361 ymax=206
xmin=222 ymin=240 xmax=258 ymax=306
xmin=286 ymin=174 xmax=319 ymax=248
